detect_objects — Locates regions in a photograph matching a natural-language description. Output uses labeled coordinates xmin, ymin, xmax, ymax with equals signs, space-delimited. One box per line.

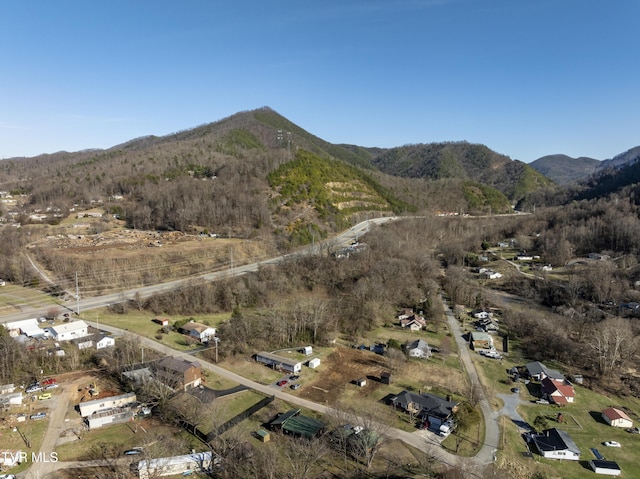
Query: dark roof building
xmin=390 ymin=390 xmax=457 ymax=425
xmin=530 ymin=428 xmax=580 ymax=460
xmin=269 ymin=409 xmax=324 ymax=438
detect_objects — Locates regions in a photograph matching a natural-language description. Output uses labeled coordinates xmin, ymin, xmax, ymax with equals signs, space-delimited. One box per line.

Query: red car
xmin=42 ymin=378 xmax=57 ymax=386
xmin=276 ymin=380 xmax=288 ymax=387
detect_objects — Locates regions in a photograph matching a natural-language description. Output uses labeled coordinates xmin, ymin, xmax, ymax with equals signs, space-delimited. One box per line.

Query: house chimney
xmin=446 ymin=394 xmax=451 ymax=402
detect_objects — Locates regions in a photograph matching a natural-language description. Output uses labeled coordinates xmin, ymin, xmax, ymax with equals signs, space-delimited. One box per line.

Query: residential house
xmin=180 ymin=321 xmax=216 ymax=343
xmin=479 ymin=269 xmax=502 ymax=279
xmin=530 ymin=428 xmax=581 ymax=460
xmin=526 ymin=361 xmax=565 ymax=382
xmin=0 ymin=392 xmax=23 ymax=407
xmin=154 ymin=357 xmax=202 ymax=391
xmin=541 ymin=377 xmax=575 ymax=405
xmin=469 ymin=331 xmax=494 ymax=351
xmin=472 ymin=310 xmax=492 ymax=320
xmin=399 ymin=315 xmax=427 ymax=331
xmin=390 ymin=390 xmax=458 ymax=434
xmin=255 ymin=352 xmax=302 ymax=373
xmin=96 ymin=335 xmax=115 ymax=349
xmin=602 ymin=408 xmax=633 ymax=429
xmin=405 ymin=339 xmax=431 ymax=359
xmin=50 ymin=320 xmax=89 ymax=342
xmin=397 ymin=308 xmax=414 ymax=320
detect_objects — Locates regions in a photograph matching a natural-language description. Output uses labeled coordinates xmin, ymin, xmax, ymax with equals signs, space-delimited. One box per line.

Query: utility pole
xmin=75 ymin=272 xmax=80 ymax=315
xmin=214 ymin=337 xmax=220 ymax=363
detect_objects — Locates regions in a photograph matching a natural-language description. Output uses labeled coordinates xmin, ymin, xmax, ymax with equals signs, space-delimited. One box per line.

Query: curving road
xmin=3 ymin=216 xmax=507 ymax=476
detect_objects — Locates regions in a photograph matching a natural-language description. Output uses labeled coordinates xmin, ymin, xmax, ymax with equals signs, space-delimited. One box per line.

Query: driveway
xmin=496 ymin=391 xmax=533 ymax=433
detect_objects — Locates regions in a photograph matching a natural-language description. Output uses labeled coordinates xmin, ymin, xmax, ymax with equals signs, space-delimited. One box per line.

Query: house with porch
xmin=180 ymin=321 xmax=216 ymax=343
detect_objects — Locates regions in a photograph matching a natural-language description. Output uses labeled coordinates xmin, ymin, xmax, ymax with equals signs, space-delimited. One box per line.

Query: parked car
xmin=290 ymin=383 xmax=301 ymax=390
xmin=604 ymin=441 xmax=621 ymax=447
xmin=29 ymin=412 xmax=46 ymax=420
xmin=276 ymin=380 xmax=288 ymax=387
xmin=124 ymin=447 xmax=144 ymax=455
xmin=38 ymin=393 xmax=52 ymax=400
xmin=289 ymin=375 xmax=300 ymax=381
xmin=42 ymin=378 xmax=57 ymax=386
xmin=511 ymin=387 xmax=520 ymax=393
xmin=0 ymin=474 xmax=17 ymax=479
xmin=626 ymin=427 xmax=640 ymax=434
xmin=535 ymin=399 xmax=550 ymax=405
xmin=45 ymin=383 xmax=59 ymax=390
xmin=26 ymin=384 xmax=43 ymax=393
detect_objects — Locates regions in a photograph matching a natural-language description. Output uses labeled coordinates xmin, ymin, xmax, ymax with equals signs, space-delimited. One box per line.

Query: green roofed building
xmin=269 ymin=409 xmax=324 ymax=438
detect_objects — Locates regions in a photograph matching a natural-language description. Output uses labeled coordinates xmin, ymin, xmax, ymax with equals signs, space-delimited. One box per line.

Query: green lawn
xmin=514 ymin=383 xmax=640 ymax=478
xmin=93 ymin=308 xmax=231 ymax=351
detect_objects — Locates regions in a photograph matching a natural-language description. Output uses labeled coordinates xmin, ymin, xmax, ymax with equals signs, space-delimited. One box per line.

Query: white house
xmin=255 ymin=352 xmax=302 ymax=373
xmin=96 ymin=335 xmax=115 ymax=349
xmin=51 ymin=320 xmax=89 ymax=342
xmin=602 ymin=408 xmax=633 ymax=428
xmin=531 ymin=428 xmax=580 ymax=460
xmin=180 ymin=321 xmax=216 ymax=343
xmin=405 ymin=339 xmax=431 ymax=359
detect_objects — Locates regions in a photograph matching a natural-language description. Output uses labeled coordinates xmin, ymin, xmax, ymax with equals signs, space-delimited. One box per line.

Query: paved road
xmin=6 ymin=216 xmax=516 ymax=476
xmin=0 ymin=217 xmax=399 ymax=325
xmin=87 ymin=321 xmax=463 ymax=470
xmin=441 ymin=295 xmax=500 ymax=468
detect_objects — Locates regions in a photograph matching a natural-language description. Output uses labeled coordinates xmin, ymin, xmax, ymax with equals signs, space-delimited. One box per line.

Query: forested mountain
xmin=0 ymin=108 xmax=546 ymax=241
xmin=529 ymin=154 xmax=599 ymax=185
xmin=367 ymin=142 xmax=553 ymax=203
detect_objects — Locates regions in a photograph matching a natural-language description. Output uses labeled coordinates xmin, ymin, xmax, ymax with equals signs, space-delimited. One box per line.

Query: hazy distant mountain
xmin=529 ymin=154 xmax=600 ymax=185
xmin=598 ymin=146 xmax=640 ymax=171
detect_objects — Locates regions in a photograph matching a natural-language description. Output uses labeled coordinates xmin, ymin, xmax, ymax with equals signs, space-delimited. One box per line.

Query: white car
xmin=604 ymin=441 xmax=621 ymax=447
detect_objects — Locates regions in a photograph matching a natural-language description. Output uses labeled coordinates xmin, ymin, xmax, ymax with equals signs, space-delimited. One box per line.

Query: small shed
xmin=381 ymin=372 xmax=392 ymax=385
xmin=299 ymin=346 xmax=312 ymax=356
xmin=308 ymin=358 xmax=321 ymax=369
xmin=356 ymin=378 xmax=367 ymax=387
xmin=589 ymin=460 xmax=621 ymax=476
xmin=602 ymin=408 xmax=633 ymax=428
xmin=256 ymin=429 xmax=271 ymax=442
xmin=152 ymin=318 xmax=170 ymax=326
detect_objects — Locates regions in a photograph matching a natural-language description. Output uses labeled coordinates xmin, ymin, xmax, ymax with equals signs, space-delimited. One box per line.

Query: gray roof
xmin=532 ymin=428 xmax=580 ymax=455
xmin=392 ymin=390 xmax=457 ymax=420
xmin=406 ymin=339 xmax=430 ymax=352
xmin=525 ymin=361 xmax=565 ymax=381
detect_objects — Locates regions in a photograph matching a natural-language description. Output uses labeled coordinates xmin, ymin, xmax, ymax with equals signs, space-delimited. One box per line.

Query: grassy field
xmin=0 ymin=416 xmax=50 ymax=475
xmin=516 ymin=384 xmax=640 ymax=478
xmin=94 ymin=308 xmax=231 ymax=352
xmin=0 ymin=284 xmax=59 ymax=314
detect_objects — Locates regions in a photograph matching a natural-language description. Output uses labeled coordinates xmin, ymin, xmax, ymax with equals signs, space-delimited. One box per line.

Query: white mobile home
xmin=255 ymin=352 xmax=302 ymax=373
xmin=79 ymin=392 xmax=136 ymax=417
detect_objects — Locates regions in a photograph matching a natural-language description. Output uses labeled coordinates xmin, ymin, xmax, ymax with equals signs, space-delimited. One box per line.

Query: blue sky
xmin=1 ymin=0 xmax=638 ymax=162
